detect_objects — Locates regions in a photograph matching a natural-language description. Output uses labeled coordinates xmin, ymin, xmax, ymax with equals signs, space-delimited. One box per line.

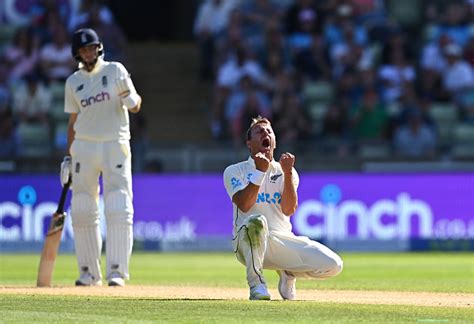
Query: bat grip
xmin=56 ymin=177 xmax=71 ymax=214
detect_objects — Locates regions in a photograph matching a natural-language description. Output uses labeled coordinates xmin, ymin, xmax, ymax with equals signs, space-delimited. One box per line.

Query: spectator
xmin=214 ymin=9 xmax=246 ymax=71
xmin=39 ymin=23 xmax=75 ymax=83
xmin=378 ymin=47 xmax=416 ymax=103
xmin=420 ymin=33 xmax=452 ymax=100
xmin=321 ymin=101 xmax=350 ymax=155
xmin=194 ymin=0 xmax=238 ymax=81
xmin=255 ymin=24 xmax=292 ymax=77
xmin=352 ymin=0 xmax=391 ymax=43
xmin=324 ymin=4 xmax=368 ymax=48
xmin=230 ymin=90 xmax=271 ymax=147
xmin=30 ymin=0 xmax=69 ymax=44
xmin=226 ymin=74 xmax=270 ymax=123
xmin=442 ymin=43 xmax=474 ymax=98
xmin=284 ymin=0 xmax=321 ymax=35
xmin=12 ymin=73 xmax=51 ymax=126
xmin=335 ymin=69 xmax=362 ymax=109
xmin=272 ymin=92 xmax=312 ymax=148
xmin=287 ymin=7 xmax=319 ymax=52
xmin=77 ymin=4 xmax=128 ymax=62
xmin=429 ymin=2 xmax=472 ymax=48
xmin=349 ymin=88 xmax=389 ymax=141
xmin=380 ymin=30 xmax=414 ymax=66
xmin=3 ymin=27 xmax=40 ymax=86
xmin=294 ymin=33 xmax=331 ymax=81
xmin=394 ymin=109 xmax=437 ymax=158
xmin=68 ymin=0 xmax=115 ymax=32
xmin=395 ymin=89 xmax=437 ymax=138
xmin=328 ymin=21 xmax=374 ymax=78
xmin=212 ymin=46 xmax=270 ymax=139
xmin=239 ymin=0 xmax=285 ymax=50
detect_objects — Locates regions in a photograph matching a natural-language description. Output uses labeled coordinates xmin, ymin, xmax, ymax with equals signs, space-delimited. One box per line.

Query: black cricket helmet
xmin=71 ymin=28 xmax=104 ymax=62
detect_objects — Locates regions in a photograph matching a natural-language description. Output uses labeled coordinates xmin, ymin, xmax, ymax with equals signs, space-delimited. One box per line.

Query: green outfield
xmin=1 ymin=252 xmax=473 ymax=323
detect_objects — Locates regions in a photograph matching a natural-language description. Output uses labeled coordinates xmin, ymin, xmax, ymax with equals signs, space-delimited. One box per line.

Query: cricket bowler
xmin=223 ymin=116 xmax=343 ymax=300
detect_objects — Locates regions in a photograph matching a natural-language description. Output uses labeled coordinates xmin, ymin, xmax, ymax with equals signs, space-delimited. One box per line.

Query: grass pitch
xmin=1 ymin=252 xmax=473 ymax=323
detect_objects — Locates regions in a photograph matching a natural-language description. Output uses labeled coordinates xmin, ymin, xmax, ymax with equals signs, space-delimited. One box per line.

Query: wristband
xmin=249 ymin=169 xmax=266 ymax=186
xmin=122 ymin=92 xmax=140 ymax=109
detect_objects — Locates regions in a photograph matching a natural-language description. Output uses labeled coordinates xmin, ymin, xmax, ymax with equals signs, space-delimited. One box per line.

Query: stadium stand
xmin=0 ymin=0 xmax=473 ymax=173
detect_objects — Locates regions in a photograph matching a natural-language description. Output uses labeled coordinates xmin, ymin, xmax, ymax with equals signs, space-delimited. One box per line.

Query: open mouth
xmin=262 ymin=138 xmax=270 ymax=148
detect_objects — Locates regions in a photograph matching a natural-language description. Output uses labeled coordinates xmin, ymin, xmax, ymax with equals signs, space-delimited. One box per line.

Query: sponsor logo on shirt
xmin=80 ymin=91 xmax=111 ymax=107
xmin=256 ymin=192 xmax=281 ymax=204
xmin=231 ymin=177 xmax=242 ymax=190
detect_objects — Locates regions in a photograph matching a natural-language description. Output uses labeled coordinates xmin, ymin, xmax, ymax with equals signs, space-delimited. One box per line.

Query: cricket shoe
xmin=108 ymin=272 xmax=125 ymax=287
xmin=277 ymin=270 xmax=296 ymax=300
xmin=249 ymin=283 xmax=271 ymax=300
xmin=75 ymin=273 xmax=102 ymax=286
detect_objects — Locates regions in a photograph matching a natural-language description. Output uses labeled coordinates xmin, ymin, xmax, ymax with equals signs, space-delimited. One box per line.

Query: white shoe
xmin=249 ymin=283 xmax=271 ymax=300
xmin=277 ymin=270 xmax=296 ymax=300
xmin=75 ymin=273 xmax=102 ymax=286
xmin=108 ymin=272 xmax=125 ymax=287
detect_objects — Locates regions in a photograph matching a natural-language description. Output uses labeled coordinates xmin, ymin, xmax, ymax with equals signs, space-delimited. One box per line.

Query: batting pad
xmin=104 ymin=190 xmax=133 ymax=280
xmin=106 ymin=223 xmax=133 ymax=280
xmin=71 ymin=192 xmax=102 ymax=281
xmin=73 ymin=225 xmax=103 ymax=282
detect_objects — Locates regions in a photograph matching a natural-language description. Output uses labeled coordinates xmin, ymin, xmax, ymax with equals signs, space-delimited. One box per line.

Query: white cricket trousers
xmin=70 ymin=139 xmax=134 ymax=282
xmin=233 ymin=215 xmax=343 ymax=288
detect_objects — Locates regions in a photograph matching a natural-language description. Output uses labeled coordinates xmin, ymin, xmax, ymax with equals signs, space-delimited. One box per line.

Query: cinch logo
xmin=80 ymin=91 xmax=110 ymax=107
xmin=292 ymin=184 xmax=474 ymax=240
xmin=0 ymin=186 xmax=73 ymax=241
xmin=0 ymin=186 xmax=106 ymax=242
xmin=256 ymin=192 xmax=281 ymax=204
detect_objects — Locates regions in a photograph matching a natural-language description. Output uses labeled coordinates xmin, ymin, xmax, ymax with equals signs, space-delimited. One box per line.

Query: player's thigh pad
xmin=104 ymin=189 xmax=133 ymax=224
xmin=234 ymin=215 xmax=269 ymax=260
xmin=104 ymin=141 xmax=132 ymax=192
xmin=241 ymin=215 xmax=269 ymax=245
xmin=71 ymin=192 xmax=100 ymax=227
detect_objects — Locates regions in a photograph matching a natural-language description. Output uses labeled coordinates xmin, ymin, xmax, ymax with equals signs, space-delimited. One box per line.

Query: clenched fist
xmin=279 ymin=152 xmax=295 ymax=174
xmin=254 ymin=152 xmax=270 ymax=172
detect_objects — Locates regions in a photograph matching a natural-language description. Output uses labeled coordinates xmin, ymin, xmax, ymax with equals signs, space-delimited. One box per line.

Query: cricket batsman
xmin=60 ymin=28 xmax=142 ymax=286
xmin=223 ymin=116 xmax=343 ymax=300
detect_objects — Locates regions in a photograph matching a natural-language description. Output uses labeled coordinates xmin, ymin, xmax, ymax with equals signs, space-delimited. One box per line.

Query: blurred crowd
xmin=0 ymin=0 xmax=131 ymax=162
xmin=194 ymin=0 xmax=474 ymax=158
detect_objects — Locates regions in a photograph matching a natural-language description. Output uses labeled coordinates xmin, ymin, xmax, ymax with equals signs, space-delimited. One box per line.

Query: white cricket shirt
xmin=64 ymin=58 xmax=137 ymax=141
xmin=223 ymin=156 xmax=299 ymax=236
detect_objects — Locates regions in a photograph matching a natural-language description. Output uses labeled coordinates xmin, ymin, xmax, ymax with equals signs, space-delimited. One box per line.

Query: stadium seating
xmin=16 ymin=122 xmax=51 ymax=157
xmin=429 ymin=102 xmax=459 ymax=147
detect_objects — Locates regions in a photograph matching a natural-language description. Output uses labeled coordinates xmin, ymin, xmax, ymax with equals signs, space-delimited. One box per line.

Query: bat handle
xmin=56 ymin=177 xmax=71 ymax=214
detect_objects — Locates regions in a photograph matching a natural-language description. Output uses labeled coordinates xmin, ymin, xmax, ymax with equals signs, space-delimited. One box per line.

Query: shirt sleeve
xmin=64 ymin=79 xmax=79 ymax=114
xmin=115 ymin=62 xmax=138 ymax=94
xmin=292 ymin=168 xmax=300 ymax=190
xmin=223 ymin=164 xmax=247 ymax=200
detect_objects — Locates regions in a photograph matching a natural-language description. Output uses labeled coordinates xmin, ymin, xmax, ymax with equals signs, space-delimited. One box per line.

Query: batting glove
xmin=60 ymin=156 xmax=72 ymax=187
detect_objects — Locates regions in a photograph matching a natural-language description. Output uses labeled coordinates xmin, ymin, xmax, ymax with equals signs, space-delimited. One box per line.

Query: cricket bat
xmin=36 ymin=178 xmax=71 ymax=287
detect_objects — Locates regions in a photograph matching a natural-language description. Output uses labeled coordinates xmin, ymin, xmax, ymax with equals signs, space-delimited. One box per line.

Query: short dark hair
xmin=245 ymin=116 xmax=270 ymax=140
